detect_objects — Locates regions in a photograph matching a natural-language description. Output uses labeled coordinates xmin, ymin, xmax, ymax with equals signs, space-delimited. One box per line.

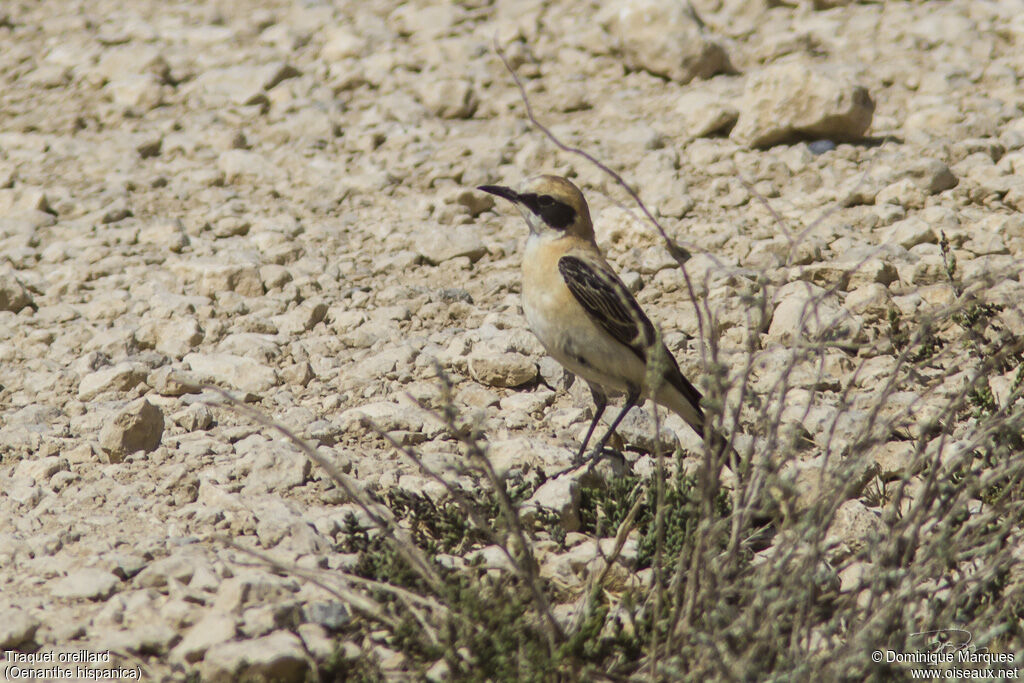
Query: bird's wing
xmin=557 ymin=254 xmax=705 ymax=414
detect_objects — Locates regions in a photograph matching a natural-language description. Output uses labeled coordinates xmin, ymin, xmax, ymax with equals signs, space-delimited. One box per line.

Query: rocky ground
xmin=2 ymin=0 xmax=1024 ymax=680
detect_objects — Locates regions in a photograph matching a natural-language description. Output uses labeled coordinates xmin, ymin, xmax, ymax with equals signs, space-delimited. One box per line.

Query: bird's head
xmin=477 ymin=175 xmax=594 ymax=242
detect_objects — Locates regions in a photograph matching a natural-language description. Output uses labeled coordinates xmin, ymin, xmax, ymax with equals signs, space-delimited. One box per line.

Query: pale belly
xmin=522 ymin=283 xmax=639 ymax=395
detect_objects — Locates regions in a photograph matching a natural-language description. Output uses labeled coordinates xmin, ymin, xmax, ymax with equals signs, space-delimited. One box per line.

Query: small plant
xmin=888 ymin=306 xmax=941 ymax=361
xmin=578 ymin=454 xmax=732 ymax=570
xmin=861 ymin=472 xmax=891 ymax=508
xmin=968 ymin=377 xmax=998 ymax=419
xmin=940 ymin=229 xmax=961 ymax=296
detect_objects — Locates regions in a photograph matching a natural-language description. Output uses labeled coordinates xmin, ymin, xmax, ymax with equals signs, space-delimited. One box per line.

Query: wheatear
xmin=477 ymin=175 xmax=722 ymax=464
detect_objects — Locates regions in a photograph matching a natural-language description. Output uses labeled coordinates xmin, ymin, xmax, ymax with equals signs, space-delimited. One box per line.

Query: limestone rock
xmin=602 ymin=405 xmax=680 ymax=455
xmin=0 ymin=268 xmax=32 ymax=312
xmin=416 ymin=225 xmax=487 ymax=264
xmin=185 ymin=62 xmax=301 ymax=109
xmin=273 ymin=299 xmax=328 ymax=335
xmin=905 ymin=158 xmax=958 ymax=194
xmin=830 ymin=500 xmax=883 ymax=554
xmin=767 ymin=281 xmax=856 ymax=345
xmin=674 ymin=91 xmax=739 ymax=139
xmin=172 ymin=614 xmax=238 ymax=664
xmin=198 ymin=630 xmax=309 ymax=683
xmin=883 ymin=217 xmax=936 ymax=250
xmin=525 ymin=475 xmax=581 ymax=532
xmin=732 ymin=62 xmax=874 ymax=147
xmin=469 ymin=352 xmax=538 ymax=388
xmin=99 ymin=398 xmax=165 ymax=461
xmin=135 ymin=317 xmax=204 ymax=358
xmin=603 ymin=0 xmax=730 ymax=84
xmin=184 ymin=353 xmax=278 ymax=394
xmin=50 ymin=568 xmax=120 ymax=601
xmin=418 ymin=78 xmax=478 ymax=119
xmin=78 ymin=362 xmax=149 ymax=401
xmin=0 ymin=608 xmax=40 ymax=648
xmin=170 ymin=260 xmax=264 ymax=298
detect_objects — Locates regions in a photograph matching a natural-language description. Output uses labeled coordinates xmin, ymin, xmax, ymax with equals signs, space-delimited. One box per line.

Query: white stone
xmin=78 ymin=362 xmax=149 ymax=401
xmin=767 ymin=281 xmax=856 ymax=344
xmin=883 ymin=217 xmax=936 ymax=250
xmin=171 ymin=614 xmax=238 ymax=664
xmin=732 ymin=62 xmax=874 ymax=147
xmin=170 ymin=259 xmax=264 ymax=298
xmin=198 ymin=630 xmax=309 ymax=682
xmin=830 ymin=500 xmax=883 ymax=553
xmin=417 ymin=79 xmax=477 ymax=119
xmin=50 ymin=568 xmax=120 ymax=600
xmin=0 ymin=268 xmax=32 ymax=312
xmin=468 ymin=352 xmax=538 ymax=388
xmin=99 ymin=398 xmax=165 ymax=461
xmin=0 ymin=608 xmax=39 ymax=648
xmin=525 ymin=476 xmax=581 ymax=531
xmin=184 ymin=353 xmax=278 ymax=394
xmin=602 ymin=0 xmax=730 ymax=84
xmin=135 ymin=317 xmax=204 ymax=358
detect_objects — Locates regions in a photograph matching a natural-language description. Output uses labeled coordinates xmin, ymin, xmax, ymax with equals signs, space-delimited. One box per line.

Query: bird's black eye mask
xmin=519 ymin=193 xmax=576 ymax=230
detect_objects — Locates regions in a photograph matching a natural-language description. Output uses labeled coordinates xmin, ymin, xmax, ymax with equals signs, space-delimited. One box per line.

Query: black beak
xmin=477 ymin=185 xmax=520 ymax=203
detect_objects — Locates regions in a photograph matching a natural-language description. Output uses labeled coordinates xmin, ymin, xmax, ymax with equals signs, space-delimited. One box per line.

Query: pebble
xmin=135 ymin=317 xmax=204 ymax=358
xmin=301 ymin=601 xmax=351 ymax=631
xmin=602 ymin=0 xmax=730 ymax=84
xmin=77 ymin=362 xmax=149 ymax=401
xmin=171 ymin=614 xmax=238 ymax=664
xmin=416 ymin=225 xmax=487 ymax=264
xmin=202 ymin=631 xmax=308 ymax=681
xmin=468 ymin=352 xmax=538 ymax=388
xmin=673 ymin=91 xmax=739 ymax=139
xmin=0 ymin=269 xmax=33 ymax=312
xmin=731 ymin=62 xmax=874 ymax=147
xmin=905 ymin=158 xmax=958 ymax=194
xmin=49 ymin=568 xmax=120 ymax=601
xmin=147 ymin=366 xmax=195 ymax=397
xmin=0 ymin=608 xmax=40 ymax=648
xmin=830 ymin=500 xmax=884 ymax=555
xmin=417 ymin=78 xmax=478 ymax=119
xmin=319 ymin=27 xmax=366 ymax=62
xmin=339 ymin=401 xmax=425 ymax=435
xmin=844 ymin=283 xmax=891 ymax=320
xmin=297 ymin=623 xmax=335 ymax=662
xmin=185 ymin=62 xmax=301 ymax=109
xmin=170 ymin=260 xmax=264 ymax=298
xmin=602 ymin=405 xmax=680 ymax=455
xmin=171 ymin=404 xmax=214 ymax=432
xmin=15 ymin=454 xmax=69 ymax=485
xmin=138 ymin=218 xmax=190 ymax=252
xmin=99 ymin=398 xmax=165 ymax=461
xmin=499 ymin=388 xmax=555 ymax=415
xmin=883 ymin=217 xmax=937 ymax=250
xmin=767 ymin=281 xmax=855 ymax=345
xmin=184 ymin=352 xmax=278 ymax=394
xmin=273 ymin=299 xmax=328 ymax=335
xmin=524 ymin=475 xmax=581 ymax=532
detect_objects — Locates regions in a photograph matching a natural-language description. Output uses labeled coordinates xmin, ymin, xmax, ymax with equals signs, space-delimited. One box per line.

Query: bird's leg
xmin=573 ymin=384 xmax=607 ymax=466
xmin=587 ymin=385 xmax=640 ymax=462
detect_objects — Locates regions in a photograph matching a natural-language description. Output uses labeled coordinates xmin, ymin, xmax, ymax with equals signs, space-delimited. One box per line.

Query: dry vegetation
xmin=225 ymin=46 xmax=1024 ymax=683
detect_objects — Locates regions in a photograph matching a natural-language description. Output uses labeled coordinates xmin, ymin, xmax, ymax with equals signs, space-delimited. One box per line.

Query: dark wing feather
xmin=558 ymin=255 xmax=704 ymax=415
xmin=558 ymin=255 xmax=648 ymax=354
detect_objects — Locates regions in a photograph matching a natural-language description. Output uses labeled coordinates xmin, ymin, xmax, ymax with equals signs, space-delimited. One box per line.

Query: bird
xmin=477 ymin=174 xmax=725 ymax=465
